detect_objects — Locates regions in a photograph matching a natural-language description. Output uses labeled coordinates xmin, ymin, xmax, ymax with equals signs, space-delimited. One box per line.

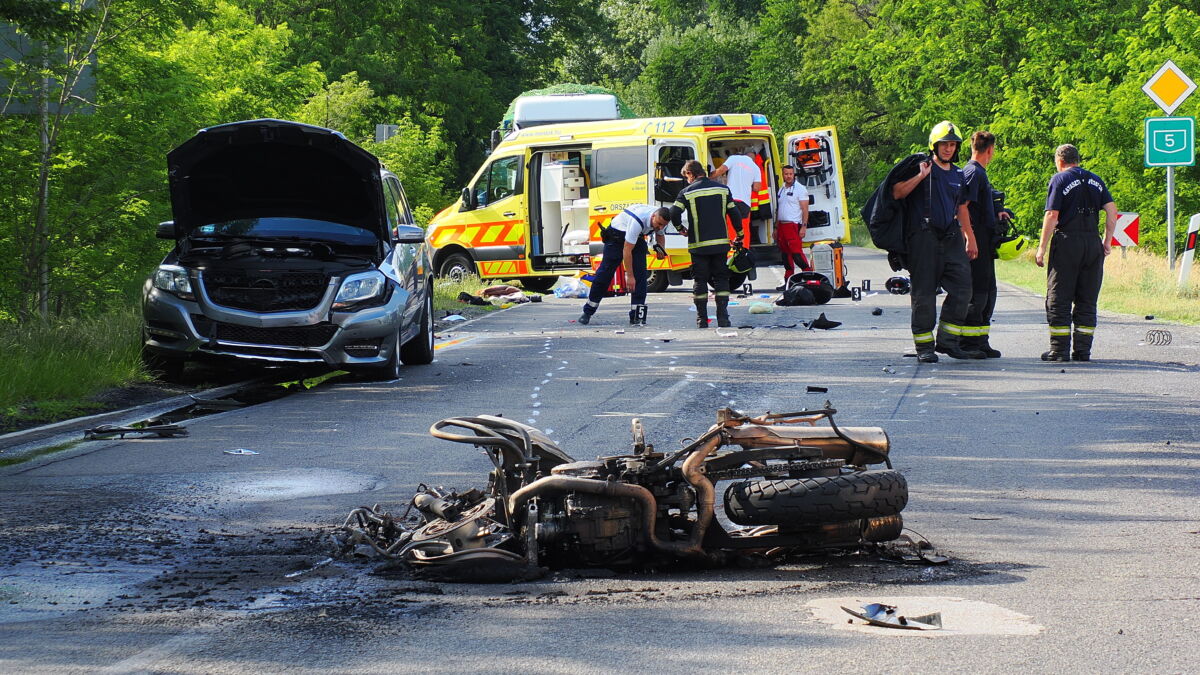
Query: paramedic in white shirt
xmin=775 ymin=165 xmax=811 ymax=286
xmin=578 ymin=204 xmax=670 ymax=326
xmin=711 ymin=149 xmax=760 ymax=246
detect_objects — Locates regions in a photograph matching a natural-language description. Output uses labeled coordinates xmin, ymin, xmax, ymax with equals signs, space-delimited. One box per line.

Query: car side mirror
xmin=394 ymin=224 xmax=425 ymax=244
xmin=459 ymin=187 xmax=475 ymax=212
xmin=156 ymin=220 xmax=176 ymax=240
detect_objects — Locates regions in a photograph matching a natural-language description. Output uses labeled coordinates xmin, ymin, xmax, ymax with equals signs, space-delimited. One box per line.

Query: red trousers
xmin=776 ymin=221 xmax=810 ymax=279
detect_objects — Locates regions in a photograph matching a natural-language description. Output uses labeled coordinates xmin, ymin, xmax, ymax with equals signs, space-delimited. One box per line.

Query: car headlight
xmin=152 ymin=265 xmax=194 ymax=300
xmin=333 ymin=270 xmax=387 ymax=309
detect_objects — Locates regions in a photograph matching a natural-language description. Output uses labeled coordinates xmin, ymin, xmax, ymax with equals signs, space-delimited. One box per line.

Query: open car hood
xmin=167 ymin=119 xmax=387 ymax=241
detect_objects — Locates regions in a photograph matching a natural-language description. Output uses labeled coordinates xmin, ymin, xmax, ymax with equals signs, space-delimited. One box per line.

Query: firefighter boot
xmin=695 ymin=301 xmax=709 ymax=328
xmin=716 ymin=297 xmax=731 ymax=328
xmin=1071 ymin=327 xmax=1094 ymax=362
xmin=935 ymin=335 xmax=986 ymax=360
xmin=1041 ymin=333 xmax=1071 ymax=361
xmin=916 ymin=348 xmax=939 ymax=364
xmin=977 ymin=335 xmax=1002 ymax=358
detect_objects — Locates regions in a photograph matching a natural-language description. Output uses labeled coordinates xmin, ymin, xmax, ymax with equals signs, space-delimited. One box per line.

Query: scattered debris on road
xmin=871 ymin=307 xmax=883 ymax=316
xmin=84 ymin=421 xmax=187 ymax=440
xmin=283 ymin=557 xmax=334 ymax=578
xmin=842 ymin=602 xmax=943 ymax=630
xmin=806 ymin=313 xmax=841 ymax=330
xmin=1145 ymin=329 xmax=1172 ymax=346
xmin=223 ymin=448 xmax=260 ymax=456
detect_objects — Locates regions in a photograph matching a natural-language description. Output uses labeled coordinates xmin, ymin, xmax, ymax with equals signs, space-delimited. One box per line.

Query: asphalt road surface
xmin=1 ymin=247 xmax=1197 ymax=673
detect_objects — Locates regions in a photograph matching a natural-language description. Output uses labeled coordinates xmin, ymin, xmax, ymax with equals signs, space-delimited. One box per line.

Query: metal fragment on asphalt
xmin=224 ymin=448 xmax=260 ymax=456
xmin=841 ymin=602 xmax=943 ymax=630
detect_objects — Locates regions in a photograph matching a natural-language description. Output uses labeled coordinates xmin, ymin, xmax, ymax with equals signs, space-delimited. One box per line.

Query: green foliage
xmin=0 ymin=304 xmax=150 ymax=425
xmin=293 ymin=72 xmax=375 ymax=142
xmin=365 ymin=117 xmax=456 ymax=221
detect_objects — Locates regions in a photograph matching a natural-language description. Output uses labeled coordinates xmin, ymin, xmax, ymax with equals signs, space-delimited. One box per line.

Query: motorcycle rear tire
xmin=723 ymin=470 xmax=907 ymax=526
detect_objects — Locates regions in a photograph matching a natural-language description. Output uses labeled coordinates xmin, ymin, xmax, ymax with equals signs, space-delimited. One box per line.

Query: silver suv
xmin=141 ymin=119 xmax=434 ymax=381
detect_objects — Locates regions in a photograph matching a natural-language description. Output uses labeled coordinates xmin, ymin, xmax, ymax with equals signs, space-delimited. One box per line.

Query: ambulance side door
xmin=586 ymin=142 xmax=647 ymax=260
xmin=648 ymin=138 xmax=695 ymax=253
xmin=783 ymin=127 xmax=850 ymax=244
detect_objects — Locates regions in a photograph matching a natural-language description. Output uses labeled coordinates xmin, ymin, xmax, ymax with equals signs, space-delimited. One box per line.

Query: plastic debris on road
xmin=223 ymin=448 xmax=260 ymax=456
xmin=748 ymin=302 xmax=774 ymax=314
xmin=442 ymin=314 xmax=467 ymax=322
xmin=552 ymin=277 xmax=589 ymax=298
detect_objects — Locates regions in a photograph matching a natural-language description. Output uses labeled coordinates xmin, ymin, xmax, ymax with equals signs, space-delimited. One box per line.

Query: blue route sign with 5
xmin=1144 ymin=117 xmax=1195 ymax=167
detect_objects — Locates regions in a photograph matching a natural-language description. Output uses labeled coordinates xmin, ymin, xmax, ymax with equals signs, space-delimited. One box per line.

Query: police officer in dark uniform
xmin=961 ymin=131 xmax=1011 ymax=358
xmin=891 ymin=121 xmax=984 ymax=362
xmin=1035 ymin=144 xmax=1118 ymax=362
xmin=670 ymin=160 xmax=744 ymax=328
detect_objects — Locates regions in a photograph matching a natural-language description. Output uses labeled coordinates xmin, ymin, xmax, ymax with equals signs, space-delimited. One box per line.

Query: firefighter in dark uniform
xmin=670 ymin=159 xmax=744 ymax=328
xmin=1035 ymin=144 xmax=1118 ymax=362
xmin=891 ymin=121 xmax=984 ymax=362
xmin=961 ymin=131 xmax=1011 ymax=358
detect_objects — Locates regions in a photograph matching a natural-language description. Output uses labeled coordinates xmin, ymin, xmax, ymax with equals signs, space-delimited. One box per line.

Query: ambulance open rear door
xmin=783 ymin=126 xmax=852 ymax=294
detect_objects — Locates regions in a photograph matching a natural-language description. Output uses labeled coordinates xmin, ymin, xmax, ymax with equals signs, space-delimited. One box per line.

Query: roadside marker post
xmin=1110 ymin=212 xmax=1139 ymax=259
xmin=1179 ymin=213 xmax=1199 ymax=289
xmin=1142 ymin=60 xmax=1197 ymax=271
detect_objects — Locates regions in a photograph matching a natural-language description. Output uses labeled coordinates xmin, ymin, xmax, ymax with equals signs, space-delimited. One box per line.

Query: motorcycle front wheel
xmin=723 ymin=470 xmax=908 ymax=526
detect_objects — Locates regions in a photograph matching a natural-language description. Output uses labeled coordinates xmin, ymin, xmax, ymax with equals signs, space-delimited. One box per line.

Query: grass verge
xmin=432 ymin=275 xmax=500 ymax=315
xmin=0 ymin=305 xmax=151 ymax=430
xmin=996 ymin=247 xmax=1200 ymax=324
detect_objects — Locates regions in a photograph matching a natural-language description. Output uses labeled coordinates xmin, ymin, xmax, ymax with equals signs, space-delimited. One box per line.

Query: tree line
xmin=1 ymin=0 xmax=1196 ymax=321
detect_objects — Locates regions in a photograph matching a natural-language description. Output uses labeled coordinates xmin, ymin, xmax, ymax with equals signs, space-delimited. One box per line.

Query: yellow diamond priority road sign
xmin=1143 ymin=60 xmax=1196 ymax=115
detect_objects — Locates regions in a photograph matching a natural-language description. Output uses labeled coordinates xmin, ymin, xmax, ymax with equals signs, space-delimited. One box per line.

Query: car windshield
xmin=192 ymin=217 xmax=378 ymax=245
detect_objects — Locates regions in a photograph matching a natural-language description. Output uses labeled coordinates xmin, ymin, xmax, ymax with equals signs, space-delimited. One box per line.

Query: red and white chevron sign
xmin=1110 ymin=212 xmax=1139 ymax=247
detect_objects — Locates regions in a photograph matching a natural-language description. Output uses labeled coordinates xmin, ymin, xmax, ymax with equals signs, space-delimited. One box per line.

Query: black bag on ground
xmin=776 ymin=285 xmax=816 ymax=306
xmin=785 ymin=271 xmax=834 ymax=305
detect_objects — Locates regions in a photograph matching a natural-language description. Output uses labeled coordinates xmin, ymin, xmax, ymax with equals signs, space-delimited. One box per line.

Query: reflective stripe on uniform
xmin=913 ymin=331 xmax=935 ymax=344
xmin=689 ymin=238 xmax=731 ymax=249
xmin=693 ymin=293 xmax=707 ymax=300
xmin=715 ymin=290 xmax=730 ymax=297
xmin=1049 ymin=325 xmax=1071 ymax=336
xmin=978 ymin=325 xmax=990 ymax=336
xmin=940 ymin=322 xmax=964 ymax=336
xmin=1074 ymin=325 xmax=1095 ymax=335
xmin=959 ymin=326 xmax=981 ymax=337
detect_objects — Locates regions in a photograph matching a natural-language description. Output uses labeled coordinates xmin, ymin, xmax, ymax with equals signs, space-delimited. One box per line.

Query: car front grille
xmin=191 ymin=315 xmax=338 ymax=348
xmin=201 ymin=270 xmax=330 ymax=312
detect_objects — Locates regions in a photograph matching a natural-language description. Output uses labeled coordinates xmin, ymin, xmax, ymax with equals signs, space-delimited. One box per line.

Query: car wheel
xmin=141 ymin=345 xmax=186 ymax=383
xmin=355 ymin=325 xmax=403 ymax=381
xmin=439 ymin=253 xmax=474 ymax=283
xmin=518 ymin=276 xmax=558 ymax=293
xmin=400 ymin=286 xmax=435 ymax=365
xmin=646 ymin=271 xmax=669 ymax=293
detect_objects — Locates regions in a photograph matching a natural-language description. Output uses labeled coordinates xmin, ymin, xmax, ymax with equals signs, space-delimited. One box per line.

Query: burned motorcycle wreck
xmin=337 ymin=406 xmax=910 ymax=578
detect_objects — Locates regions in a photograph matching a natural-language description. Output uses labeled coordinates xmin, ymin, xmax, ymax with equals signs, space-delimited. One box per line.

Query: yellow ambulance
xmin=426 ymin=98 xmax=850 ymax=292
